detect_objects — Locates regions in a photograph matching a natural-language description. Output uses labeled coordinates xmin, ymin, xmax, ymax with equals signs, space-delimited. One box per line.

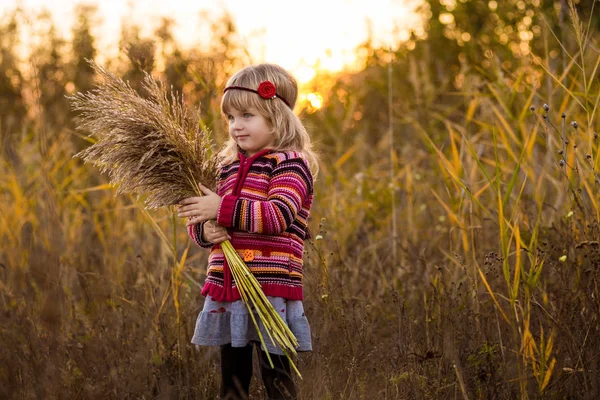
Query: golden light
xmin=294 ymin=64 xmax=317 ymax=85
xmin=439 ymin=13 xmax=455 ymax=25
xmin=299 ymin=92 xmax=324 ymax=113
xmin=307 ymin=93 xmax=323 ymax=110
xmin=1 ymin=0 xmax=423 ymax=85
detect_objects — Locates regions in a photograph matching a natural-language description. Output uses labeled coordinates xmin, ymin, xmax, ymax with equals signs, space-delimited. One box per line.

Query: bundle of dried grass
xmin=69 ymin=59 xmax=219 ymax=207
xmin=69 ymin=60 xmax=301 ymax=375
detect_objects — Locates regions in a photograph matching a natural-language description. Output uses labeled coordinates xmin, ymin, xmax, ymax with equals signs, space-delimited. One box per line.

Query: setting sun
xmin=300 ymin=92 xmax=324 ymax=112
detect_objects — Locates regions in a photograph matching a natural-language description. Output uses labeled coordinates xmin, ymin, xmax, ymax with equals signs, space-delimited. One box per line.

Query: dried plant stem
xmin=388 ymin=46 xmax=397 ymax=266
xmin=222 ymin=240 xmax=301 ymax=377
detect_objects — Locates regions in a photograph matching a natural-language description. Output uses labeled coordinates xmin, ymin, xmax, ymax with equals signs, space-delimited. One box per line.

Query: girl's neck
xmin=239 ymin=148 xmax=273 ymax=160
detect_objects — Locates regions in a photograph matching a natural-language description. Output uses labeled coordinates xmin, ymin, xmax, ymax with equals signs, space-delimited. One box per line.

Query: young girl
xmin=177 ymin=63 xmax=318 ymax=400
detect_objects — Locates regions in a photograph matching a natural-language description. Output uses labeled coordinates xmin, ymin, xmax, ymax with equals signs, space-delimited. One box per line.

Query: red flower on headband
xmin=257 ymin=81 xmax=277 ymax=99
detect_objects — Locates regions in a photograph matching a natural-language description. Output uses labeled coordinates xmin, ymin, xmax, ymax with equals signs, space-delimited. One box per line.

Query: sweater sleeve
xmin=217 ymin=157 xmax=313 ymax=234
xmin=188 ymin=220 xmax=213 ymax=248
xmin=188 ymin=171 xmax=224 ymax=248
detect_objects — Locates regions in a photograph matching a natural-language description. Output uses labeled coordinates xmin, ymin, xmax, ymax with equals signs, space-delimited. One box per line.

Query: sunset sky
xmin=1 ymin=0 xmax=422 ymax=83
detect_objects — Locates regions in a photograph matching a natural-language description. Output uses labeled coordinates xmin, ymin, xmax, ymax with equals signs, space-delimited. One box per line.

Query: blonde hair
xmin=218 ymin=64 xmax=319 ymax=177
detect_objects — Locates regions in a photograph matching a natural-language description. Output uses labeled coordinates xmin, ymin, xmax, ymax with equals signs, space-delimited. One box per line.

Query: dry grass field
xmin=1 ymin=1 xmax=600 ymax=399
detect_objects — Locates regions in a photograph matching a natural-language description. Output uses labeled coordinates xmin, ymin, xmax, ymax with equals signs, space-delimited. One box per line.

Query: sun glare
xmin=299 ymin=92 xmax=324 ymax=113
xmin=294 ymin=64 xmax=317 ymax=86
xmin=1 ymin=0 xmax=422 ymax=86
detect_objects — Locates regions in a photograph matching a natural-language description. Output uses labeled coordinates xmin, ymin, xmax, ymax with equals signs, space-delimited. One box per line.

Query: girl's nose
xmin=231 ymin=120 xmax=242 ymax=131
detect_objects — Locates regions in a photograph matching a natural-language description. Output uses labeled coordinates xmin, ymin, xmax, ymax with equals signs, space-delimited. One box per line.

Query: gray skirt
xmin=191 ymin=295 xmax=313 ymax=355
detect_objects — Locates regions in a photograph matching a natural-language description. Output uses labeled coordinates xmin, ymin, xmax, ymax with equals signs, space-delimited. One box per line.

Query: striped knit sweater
xmin=187 ymin=149 xmax=314 ymax=302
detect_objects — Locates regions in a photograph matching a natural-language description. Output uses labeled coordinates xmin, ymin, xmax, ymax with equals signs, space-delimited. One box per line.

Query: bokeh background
xmin=1 ymin=0 xmax=599 ymax=398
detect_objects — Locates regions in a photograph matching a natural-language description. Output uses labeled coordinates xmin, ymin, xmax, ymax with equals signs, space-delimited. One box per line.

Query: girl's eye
xmin=243 ymin=113 xmax=253 ymax=118
xmin=227 ymin=115 xmax=234 ymax=121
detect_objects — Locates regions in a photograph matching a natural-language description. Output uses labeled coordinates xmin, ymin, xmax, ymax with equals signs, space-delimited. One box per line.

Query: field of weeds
xmin=1 ymin=1 xmax=600 ymax=399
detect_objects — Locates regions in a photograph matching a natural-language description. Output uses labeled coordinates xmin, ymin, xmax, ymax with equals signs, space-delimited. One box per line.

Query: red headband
xmin=223 ymin=80 xmax=291 ymax=108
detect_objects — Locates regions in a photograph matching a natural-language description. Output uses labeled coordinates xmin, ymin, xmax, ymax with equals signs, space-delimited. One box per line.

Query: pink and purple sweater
xmin=188 ymin=149 xmax=314 ymax=302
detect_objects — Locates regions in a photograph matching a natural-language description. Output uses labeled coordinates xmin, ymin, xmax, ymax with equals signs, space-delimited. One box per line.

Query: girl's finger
xmin=215 ymin=235 xmax=229 ymax=244
xmin=212 ymin=230 xmax=225 ymax=239
xmin=177 ymin=207 xmax=191 ymax=215
xmin=179 ymin=209 xmax=203 ymax=218
xmin=186 ymin=217 xmax=201 ymax=226
xmin=215 ymin=232 xmax=230 ymax=241
xmin=199 ymin=184 xmax=214 ymax=196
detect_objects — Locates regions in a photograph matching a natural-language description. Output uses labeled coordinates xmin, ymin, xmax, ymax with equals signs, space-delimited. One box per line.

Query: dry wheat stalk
xmin=69 ymin=59 xmax=219 ymax=208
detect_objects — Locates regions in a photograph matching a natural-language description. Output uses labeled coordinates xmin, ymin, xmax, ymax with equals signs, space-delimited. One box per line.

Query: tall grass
xmin=1 ymin=3 xmax=599 ymax=400
xmin=400 ymin=3 xmax=600 ymax=397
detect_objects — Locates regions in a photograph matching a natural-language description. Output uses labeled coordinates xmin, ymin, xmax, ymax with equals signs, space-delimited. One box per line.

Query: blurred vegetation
xmin=1 ymin=0 xmax=600 ymax=398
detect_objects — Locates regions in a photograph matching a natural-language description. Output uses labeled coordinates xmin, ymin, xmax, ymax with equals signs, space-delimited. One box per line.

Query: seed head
xmin=561 ymin=113 xmax=566 ymax=119
xmin=565 ymin=139 xmax=570 ymax=144
xmin=559 ymin=159 xmax=565 ymax=167
xmin=543 ymin=104 xmax=549 ymax=112
xmin=542 ymin=114 xmax=548 ymax=120
xmin=594 ymin=132 xmax=598 ymax=140
xmin=587 ymin=154 xmax=592 ymax=161
xmin=530 ymin=106 xmax=535 ymax=112
xmin=571 ymin=121 xmax=579 ymax=129
xmin=558 ymin=150 xmax=563 ymax=155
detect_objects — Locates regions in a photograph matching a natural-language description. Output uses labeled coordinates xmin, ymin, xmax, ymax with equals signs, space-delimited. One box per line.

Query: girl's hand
xmin=177 ymin=184 xmax=222 ymax=224
xmin=202 ymin=220 xmax=231 ymax=244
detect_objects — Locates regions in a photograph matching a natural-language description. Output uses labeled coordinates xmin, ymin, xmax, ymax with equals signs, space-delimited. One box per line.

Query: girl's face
xmin=226 ymin=107 xmax=275 ymax=157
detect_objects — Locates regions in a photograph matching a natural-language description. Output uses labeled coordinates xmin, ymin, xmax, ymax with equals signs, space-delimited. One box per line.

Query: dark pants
xmin=220 ymin=343 xmax=297 ymax=400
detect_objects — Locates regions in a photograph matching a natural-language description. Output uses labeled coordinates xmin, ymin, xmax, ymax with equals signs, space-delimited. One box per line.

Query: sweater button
xmin=243 ymin=250 xmax=255 ymax=262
